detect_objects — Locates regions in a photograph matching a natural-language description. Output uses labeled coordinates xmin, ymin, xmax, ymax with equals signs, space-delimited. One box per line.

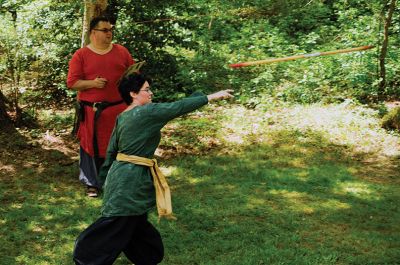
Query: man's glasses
xmin=93 ymin=28 xmax=114 ymax=33
xmin=140 ymin=88 xmax=152 ymax=93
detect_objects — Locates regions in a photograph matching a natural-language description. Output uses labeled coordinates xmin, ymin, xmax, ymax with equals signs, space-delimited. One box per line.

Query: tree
xmin=0 ymin=0 xmax=82 ymax=128
xmin=0 ymin=0 xmax=31 ymax=125
xmin=81 ymin=0 xmax=108 ymax=46
xmin=379 ymin=0 xmax=397 ymax=97
xmin=0 ymin=90 xmax=12 ymax=128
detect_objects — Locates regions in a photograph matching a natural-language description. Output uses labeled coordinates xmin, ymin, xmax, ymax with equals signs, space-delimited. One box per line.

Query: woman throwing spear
xmin=73 ymin=72 xmax=233 ymax=265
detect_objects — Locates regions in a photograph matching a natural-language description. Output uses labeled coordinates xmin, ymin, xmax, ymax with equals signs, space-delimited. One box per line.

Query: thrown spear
xmin=229 ymin=45 xmax=375 ymax=68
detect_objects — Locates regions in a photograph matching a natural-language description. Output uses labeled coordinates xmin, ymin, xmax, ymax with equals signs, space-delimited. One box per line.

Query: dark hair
xmin=89 ymin=16 xmax=111 ymax=31
xmin=118 ymin=73 xmax=152 ymax=105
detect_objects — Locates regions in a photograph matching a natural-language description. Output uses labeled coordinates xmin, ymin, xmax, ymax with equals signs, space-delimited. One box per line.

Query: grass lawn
xmin=0 ymin=102 xmax=399 ymax=265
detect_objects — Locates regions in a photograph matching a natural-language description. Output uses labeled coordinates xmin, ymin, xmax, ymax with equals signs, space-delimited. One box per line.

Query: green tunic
xmin=97 ymin=93 xmax=208 ymax=217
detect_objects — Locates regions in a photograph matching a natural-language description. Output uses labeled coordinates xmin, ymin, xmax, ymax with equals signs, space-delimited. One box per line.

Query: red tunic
xmin=67 ymin=44 xmax=134 ymax=157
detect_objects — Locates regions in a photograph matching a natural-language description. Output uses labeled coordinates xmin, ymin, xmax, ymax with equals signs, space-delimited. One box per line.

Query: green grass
xmin=0 ymin=102 xmax=399 ymax=264
xmin=157 ymin=130 xmax=399 ymax=265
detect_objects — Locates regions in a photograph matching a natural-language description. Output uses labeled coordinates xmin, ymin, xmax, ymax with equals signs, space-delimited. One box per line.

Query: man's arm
xmin=69 ymin=77 xmax=108 ymax=91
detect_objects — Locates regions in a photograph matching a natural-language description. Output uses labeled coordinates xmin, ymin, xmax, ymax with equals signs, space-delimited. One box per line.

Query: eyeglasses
xmin=140 ymin=88 xmax=152 ymax=93
xmin=93 ymin=28 xmax=114 ymax=33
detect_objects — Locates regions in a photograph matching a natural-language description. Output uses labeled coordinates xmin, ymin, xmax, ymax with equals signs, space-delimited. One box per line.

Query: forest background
xmin=0 ymin=0 xmax=399 ymax=264
xmin=0 ymin=0 xmax=399 ymax=122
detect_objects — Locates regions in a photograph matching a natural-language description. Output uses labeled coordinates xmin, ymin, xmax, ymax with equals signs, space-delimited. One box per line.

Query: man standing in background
xmin=67 ymin=16 xmax=134 ymax=197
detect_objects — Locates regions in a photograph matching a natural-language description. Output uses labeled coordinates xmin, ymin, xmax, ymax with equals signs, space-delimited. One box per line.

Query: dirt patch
xmin=0 ymin=128 xmax=79 ymax=180
xmin=385 ymin=100 xmax=400 ymax=110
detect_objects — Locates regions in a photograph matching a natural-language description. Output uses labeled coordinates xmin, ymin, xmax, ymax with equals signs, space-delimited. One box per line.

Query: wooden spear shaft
xmin=229 ymin=45 xmax=375 ymax=68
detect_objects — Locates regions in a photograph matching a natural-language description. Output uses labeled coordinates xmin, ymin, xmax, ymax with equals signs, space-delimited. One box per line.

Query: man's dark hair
xmin=118 ymin=73 xmax=152 ymax=105
xmin=89 ymin=16 xmax=111 ymax=31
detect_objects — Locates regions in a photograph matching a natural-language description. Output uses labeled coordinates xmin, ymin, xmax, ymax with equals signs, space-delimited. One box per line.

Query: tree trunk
xmin=9 ymin=9 xmax=23 ymax=124
xmin=0 ymin=91 xmax=13 ymax=129
xmin=379 ymin=0 xmax=397 ymax=97
xmin=81 ymin=0 xmax=108 ymax=47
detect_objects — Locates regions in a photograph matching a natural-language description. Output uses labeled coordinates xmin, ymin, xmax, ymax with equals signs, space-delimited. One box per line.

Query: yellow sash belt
xmin=116 ymin=153 xmax=176 ymax=221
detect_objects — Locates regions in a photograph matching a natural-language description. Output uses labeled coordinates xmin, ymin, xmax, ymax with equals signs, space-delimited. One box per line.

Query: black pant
xmin=73 ymin=215 xmax=164 ymax=265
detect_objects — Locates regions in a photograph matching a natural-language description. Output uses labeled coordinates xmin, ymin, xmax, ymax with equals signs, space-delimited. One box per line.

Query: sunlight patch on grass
xmin=43 ymin=214 xmax=54 ymax=221
xmin=289 ymin=157 xmax=308 ymax=168
xmin=76 ymin=221 xmax=91 ymax=230
xmin=219 ymin=105 xmax=270 ymax=145
xmin=270 ymin=189 xmax=306 ymax=199
xmin=0 ymin=163 xmax=16 ymax=173
xmin=347 ymin=167 xmax=358 ymax=174
xmin=27 ymin=221 xmax=46 ymax=233
xmin=160 ymin=165 xmax=177 ymax=177
xmin=335 ymin=181 xmax=378 ymax=199
xmin=269 ymin=189 xmax=314 ymax=209
xmin=269 ymin=189 xmax=352 ymax=212
xmin=15 ymin=255 xmax=29 ymax=264
xmin=224 ymin=133 xmax=245 ymax=144
xmin=246 ymin=197 xmax=266 ymax=207
xmin=44 ymin=196 xmax=77 ymax=204
xmin=272 ymin=103 xmax=400 ymax=157
xmin=318 ymin=199 xmax=351 ymax=210
xmin=216 ymin=103 xmax=400 ymax=158
xmin=10 ymin=203 xmax=23 ymax=209
xmin=295 ymin=170 xmax=310 ymax=181
xmin=187 ymin=177 xmax=208 ymax=184
xmin=301 ymin=206 xmax=315 ymax=215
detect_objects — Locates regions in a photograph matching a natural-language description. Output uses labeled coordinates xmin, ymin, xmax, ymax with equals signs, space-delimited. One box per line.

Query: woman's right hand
xmin=207 ymin=89 xmax=234 ymax=102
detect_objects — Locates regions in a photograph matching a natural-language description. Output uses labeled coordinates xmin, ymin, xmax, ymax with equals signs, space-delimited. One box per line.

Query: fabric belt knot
xmin=116 ymin=153 xmax=177 ymax=221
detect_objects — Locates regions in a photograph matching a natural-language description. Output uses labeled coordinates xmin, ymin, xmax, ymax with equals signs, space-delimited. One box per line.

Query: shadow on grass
xmin=160 ymin=129 xmax=400 ymax=265
xmin=0 ymin=128 xmax=98 ymax=264
xmin=1 ymin=125 xmax=398 ymax=265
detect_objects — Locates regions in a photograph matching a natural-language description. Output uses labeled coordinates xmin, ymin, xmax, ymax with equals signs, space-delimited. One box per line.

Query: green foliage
xmin=0 ymin=0 xmax=81 ymax=108
xmin=157 ymin=0 xmax=393 ymax=104
xmin=22 ymin=0 xmax=81 ymax=104
xmin=0 ymin=0 xmax=399 ymax=111
xmin=114 ymin=0 xmax=193 ymax=101
xmin=38 ymin=109 xmax=75 ymax=131
xmin=381 ymin=107 xmax=400 ymax=131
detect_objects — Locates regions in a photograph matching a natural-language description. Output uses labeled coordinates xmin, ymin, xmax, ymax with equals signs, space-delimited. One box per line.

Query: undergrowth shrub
xmin=381 ymin=107 xmax=400 ymax=131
